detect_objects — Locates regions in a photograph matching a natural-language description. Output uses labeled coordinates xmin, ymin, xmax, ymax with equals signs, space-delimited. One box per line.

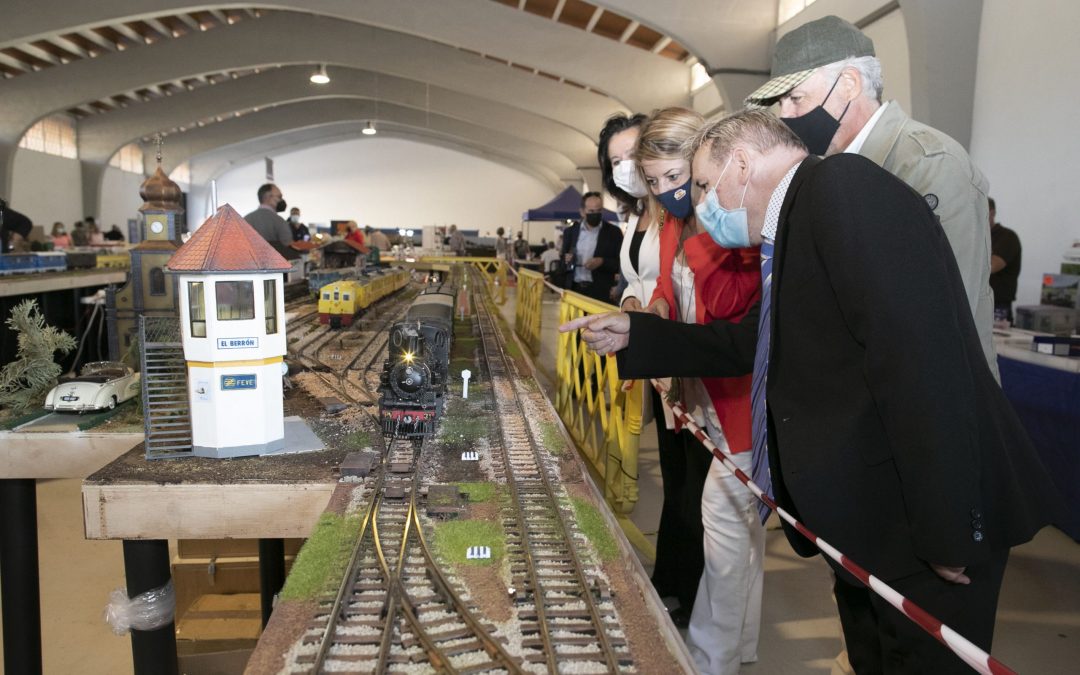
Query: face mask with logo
xmin=612 ymin=160 xmax=648 ymax=198
xmin=696 ymin=155 xmax=752 ymax=249
xmin=657 ymin=178 xmax=693 ymax=220
xmin=781 ymin=72 xmax=852 ymax=156
xmin=275 ymin=199 xmax=287 ymax=213
xmin=584 ymin=212 xmax=602 ymax=227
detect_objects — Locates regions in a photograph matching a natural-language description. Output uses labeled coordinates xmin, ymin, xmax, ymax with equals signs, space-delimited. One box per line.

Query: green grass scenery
xmin=440 ymin=399 xmax=485 ymax=445
xmin=0 ymin=407 xmax=51 ymax=430
xmin=570 ymin=497 xmax=618 ymax=562
xmin=280 ymin=512 xmax=361 ymax=601
xmin=343 ymin=430 xmax=373 ymax=450
xmin=539 ymin=420 xmax=565 ymax=457
xmin=457 ymin=482 xmax=497 ymax=503
xmin=432 ymin=519 xmax=505 ymax=567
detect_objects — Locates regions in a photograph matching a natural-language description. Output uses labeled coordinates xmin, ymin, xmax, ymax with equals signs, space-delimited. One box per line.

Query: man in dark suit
xmin=562 ymin=110 xmax=1058 ymax=673
xmin=559 ymin=191 xmax=622 ymax=304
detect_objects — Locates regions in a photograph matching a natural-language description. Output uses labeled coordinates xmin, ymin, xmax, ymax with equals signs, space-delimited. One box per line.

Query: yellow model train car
xmin=318 ymin=268 xmax=409 ymax=328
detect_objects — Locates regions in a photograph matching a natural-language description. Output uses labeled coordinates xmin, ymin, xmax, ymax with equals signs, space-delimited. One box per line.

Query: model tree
xmin=0 ymin=299 xmax=77 ymax=412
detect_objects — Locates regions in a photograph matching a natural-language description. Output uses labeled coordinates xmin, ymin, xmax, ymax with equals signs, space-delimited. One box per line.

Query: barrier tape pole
xmin=648 ymin=377 xmax=1017 ymax=675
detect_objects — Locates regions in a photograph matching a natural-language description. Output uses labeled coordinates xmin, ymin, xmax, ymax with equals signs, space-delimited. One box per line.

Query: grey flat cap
xmin=745 ymin=15 xmax=875 ymax=106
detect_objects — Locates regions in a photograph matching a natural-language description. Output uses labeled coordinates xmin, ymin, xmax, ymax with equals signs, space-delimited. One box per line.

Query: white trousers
xmin=686 ymin=450 xmax=766 ymax=675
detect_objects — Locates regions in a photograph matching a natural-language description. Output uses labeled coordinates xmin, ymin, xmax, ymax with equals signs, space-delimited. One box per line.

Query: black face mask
xmin=781 ymin=74 xmax=851 ymax=156
xmin=585 ymin=212 xmax=602 ymax=227
xmin=275 ymin=199 xmax=287 ymax=213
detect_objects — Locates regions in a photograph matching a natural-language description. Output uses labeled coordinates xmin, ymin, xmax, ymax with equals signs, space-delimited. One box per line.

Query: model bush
xmin=0 ymin=299 xmax=76 ymax=413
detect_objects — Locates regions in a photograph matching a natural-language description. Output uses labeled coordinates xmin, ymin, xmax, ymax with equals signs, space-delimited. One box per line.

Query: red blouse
xmin=650 ymin=212 xmax=761 ymax=452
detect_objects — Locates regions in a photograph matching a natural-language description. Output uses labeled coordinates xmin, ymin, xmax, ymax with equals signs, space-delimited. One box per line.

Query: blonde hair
xmin=684 ymin=109 xmax=805 ymax=167
xmin=633 ymin=107 xmax=705 ymax=228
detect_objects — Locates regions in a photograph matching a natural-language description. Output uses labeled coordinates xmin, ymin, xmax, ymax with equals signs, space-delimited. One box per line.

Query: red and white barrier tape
xmin=649 ymin=378 xmax=1017 ymax=675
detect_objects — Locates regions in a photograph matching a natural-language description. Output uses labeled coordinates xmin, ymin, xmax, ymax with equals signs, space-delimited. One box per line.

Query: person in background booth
xmin=0 ymin=198 xmax=33 ymax=253
xmin=288 ymin=207 xmax=310 ymax=242
xmin=344 ymin=220 xmax=368 ymax=252
xmin=448 ymin=224 xmax=466 ymax=256
xmin=88 ymin=221 xmax=105 ymax=245
xmin=988 ymin=197 xmax=1021 ymax=323
xmin=104 ymin=224 xmax=125 ymax=242
xmin=50 ymin=222 xmax=72 ymax=249
xmin=635 ymin=107 xmax=762 ymax=674
xmin=70 ymin=220 xmax=88 ymax=247
xmin=366 ymin=225 xmax=391 ymax=253
xmin=494 ymin=226 xmax=508 ymax=262
xmin=244 ymin=183 xmax=292 ymax=243
xmin=559 ymin=191 xmax=622 ymax=303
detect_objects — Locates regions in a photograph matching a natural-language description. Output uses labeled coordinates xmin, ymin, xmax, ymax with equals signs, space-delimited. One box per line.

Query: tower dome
xmin=139 ymin=165 xmax=184 ymax=213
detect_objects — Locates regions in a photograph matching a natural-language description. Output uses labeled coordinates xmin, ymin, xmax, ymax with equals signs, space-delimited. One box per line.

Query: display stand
xmin=82 ymin=443 xmax=342 ymax=674
xmin=0 ymin=431 xmax=141 ymax=675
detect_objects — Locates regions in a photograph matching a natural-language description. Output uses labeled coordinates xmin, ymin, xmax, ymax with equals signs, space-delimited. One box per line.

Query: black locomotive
xmin=378 ymin=280 xmax=456 ymax=437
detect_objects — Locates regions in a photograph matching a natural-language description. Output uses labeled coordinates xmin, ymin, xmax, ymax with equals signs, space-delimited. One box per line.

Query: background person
xmin=50 ymin=222 xmax=72 ymax=249
xmin=448 ymin=224 xmax=466 ymax=256
xmin=243 ymin=183 xmax=292 ymax=243
xmin=988 ymin=197 xmax=1021 ymax=323
xmin=288 ymin=207 xmax=310 ymax=242
xmin=104 ymin=224 xmax=125 ymax=242
xmin=559 ymin=191 xmax=622 ymax=303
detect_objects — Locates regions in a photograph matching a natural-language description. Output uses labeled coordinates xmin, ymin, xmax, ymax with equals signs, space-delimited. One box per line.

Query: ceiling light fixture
xmin=361 ymin=121 xmax=377 ymax=136
xmin=309 ymin=64 xmax=330 ymax=85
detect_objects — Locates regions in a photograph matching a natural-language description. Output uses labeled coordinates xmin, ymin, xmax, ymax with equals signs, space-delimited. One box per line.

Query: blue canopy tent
xmin=521 ymin=185 xmax=618 ymax=223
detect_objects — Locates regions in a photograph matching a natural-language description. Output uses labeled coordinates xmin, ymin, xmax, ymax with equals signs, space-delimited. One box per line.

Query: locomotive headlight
xmin=403 ymin=351 xmax=414 ymax=363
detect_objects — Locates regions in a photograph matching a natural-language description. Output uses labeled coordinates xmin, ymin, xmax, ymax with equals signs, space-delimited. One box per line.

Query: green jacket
xmin=860 ymin=102 xmax=999 ymax=381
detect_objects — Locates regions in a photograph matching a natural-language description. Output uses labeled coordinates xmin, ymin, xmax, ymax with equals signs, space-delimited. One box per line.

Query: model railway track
xmin=297 ymin=436 xmax=520 ymax=674
xmin=292 ymin=287 xmax=417 ymax=406
xmin=472 ymin=281 xmax=631 ymax=673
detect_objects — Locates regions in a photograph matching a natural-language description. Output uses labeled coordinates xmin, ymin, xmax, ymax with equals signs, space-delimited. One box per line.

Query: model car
xmin=44 ymin=361 xmax=141 ymax=413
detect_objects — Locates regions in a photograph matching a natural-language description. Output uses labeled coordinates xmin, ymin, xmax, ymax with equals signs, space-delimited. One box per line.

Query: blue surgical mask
xmin=657 ymin=177 xmax=693 ymax=220
xmin=696 ymin=156 xmax=751 ymax=248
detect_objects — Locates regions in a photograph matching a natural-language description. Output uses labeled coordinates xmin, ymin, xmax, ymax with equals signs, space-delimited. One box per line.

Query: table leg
xmin=122 ymin=539 xmax=178 ymax=675
xmin=258 ymin=538 xmax=286 ymax=627
xmin=0 ymin=478 xmax=43 ymax=675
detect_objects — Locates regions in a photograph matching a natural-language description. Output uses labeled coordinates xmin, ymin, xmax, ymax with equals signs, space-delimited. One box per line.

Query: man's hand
xmin=559 ymin=312 xmax=631 ymax=355
xmin=929 ymin=564 xmax=970 ymax=585
xmin=584 ymin=257 xmax=604 ymax=271
xmin=621 ymin=297 xmax=643 ymax=312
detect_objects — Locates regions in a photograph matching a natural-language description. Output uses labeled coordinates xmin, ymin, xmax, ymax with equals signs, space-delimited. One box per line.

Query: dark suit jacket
xmin=560 ymin=221 xmax=623 ymax=294
xmin=766 ymin=154 xmax=1057 ymax=581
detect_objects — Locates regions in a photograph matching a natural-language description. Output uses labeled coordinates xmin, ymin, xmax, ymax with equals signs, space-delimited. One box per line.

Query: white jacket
xmin=618 ymin=214 xmax=661 ymax=309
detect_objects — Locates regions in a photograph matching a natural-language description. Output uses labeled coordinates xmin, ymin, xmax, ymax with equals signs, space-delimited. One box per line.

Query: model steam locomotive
xmin=377 ymin=280 xmax=456 ymax=437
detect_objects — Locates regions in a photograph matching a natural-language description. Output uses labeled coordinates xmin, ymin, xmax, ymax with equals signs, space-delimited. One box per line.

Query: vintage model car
xmin=44 ymin=361 xmax=141 ymax=413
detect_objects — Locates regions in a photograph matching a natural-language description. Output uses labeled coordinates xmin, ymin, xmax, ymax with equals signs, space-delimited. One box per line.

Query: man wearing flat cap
xmin=746 ymin=15 xmax=999 ymax=383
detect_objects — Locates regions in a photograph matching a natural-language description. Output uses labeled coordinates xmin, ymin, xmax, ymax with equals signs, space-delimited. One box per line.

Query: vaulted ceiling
xmin=0 ymin=0 xmax=780 ymax=211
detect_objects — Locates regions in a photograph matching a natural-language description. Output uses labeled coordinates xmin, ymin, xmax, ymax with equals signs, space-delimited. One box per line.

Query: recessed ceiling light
xmin=361 ymin=121 xmax=377 ymax=135
xmin=309 ymin=64 xmax=330 ymax=84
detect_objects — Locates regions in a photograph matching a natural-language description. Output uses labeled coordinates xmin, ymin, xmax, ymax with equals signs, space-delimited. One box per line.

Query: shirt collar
xmin=844 ymin=100 xmax=889 ymax=155
xmin=762 ymin=161 xmax=802 ymax=242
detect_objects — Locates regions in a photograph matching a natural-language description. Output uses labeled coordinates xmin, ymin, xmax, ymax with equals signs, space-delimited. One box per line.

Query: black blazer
xmin=766 ymin=154 xmax=1057 ymax=581
xmin=560 ymin=221 xmax=623 ymax=291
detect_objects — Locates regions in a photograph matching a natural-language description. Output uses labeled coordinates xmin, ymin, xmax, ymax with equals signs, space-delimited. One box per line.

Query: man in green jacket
xmin=746 ymin=15 xmax=998 ymax=382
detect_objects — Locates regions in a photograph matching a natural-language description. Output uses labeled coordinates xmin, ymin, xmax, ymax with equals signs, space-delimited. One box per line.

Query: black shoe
xmin=668 ymin=606 xmax=691 ymax=628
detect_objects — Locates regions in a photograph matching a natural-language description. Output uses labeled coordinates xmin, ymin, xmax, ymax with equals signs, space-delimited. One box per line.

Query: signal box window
xmin=323 ymin=292 xmax=330 ymax=300
xmin=343 ymin=293 xmax=350 ymax=301
xmin=264 ymin=279 xmax=278 ymax=334
xmin=188 ymin=281 xmax=206 ymax=337
xmin=216 ymin=281 xmax=255 ymax=320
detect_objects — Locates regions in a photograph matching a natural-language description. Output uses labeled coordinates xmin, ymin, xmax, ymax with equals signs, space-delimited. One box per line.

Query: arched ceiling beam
xmin=0 ymin=0 xmax=689 ymax=111
xmin=155 ymin=98 xmax=580 ymax=185
xmin=185 ymin=122 xmax=566 ymax=194
xmin=1 ymin=10 xmax=626 ymax=147
xmin=78 ymin=65 xmax=598 ymax=169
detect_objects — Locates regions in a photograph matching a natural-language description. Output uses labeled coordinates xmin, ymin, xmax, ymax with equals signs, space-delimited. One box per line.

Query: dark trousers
xmin=834 ymin=549 xmax=1009 ymax=674
xmin=572 ymin=281 xmax=614 ymax=305
xmin=650 ymin=388 xmax=713 ymax=611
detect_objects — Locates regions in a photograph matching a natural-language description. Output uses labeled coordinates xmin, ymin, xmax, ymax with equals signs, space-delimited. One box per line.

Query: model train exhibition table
xmin=995 ymin=331 xmax=1080 ymax=540
xmin=81 ymin=442 xmax=343 ymax=675
xmin=1 ymin=431 xmax=142 ymax=675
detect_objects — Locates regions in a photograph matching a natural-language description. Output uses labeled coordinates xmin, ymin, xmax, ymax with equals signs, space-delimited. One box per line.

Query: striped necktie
xmin=750 ymin=239 xmax=774 ymax=524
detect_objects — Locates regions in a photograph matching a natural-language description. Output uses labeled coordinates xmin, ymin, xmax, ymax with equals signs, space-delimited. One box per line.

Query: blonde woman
xmin=636 ymin=107 xmax=762 ymax=675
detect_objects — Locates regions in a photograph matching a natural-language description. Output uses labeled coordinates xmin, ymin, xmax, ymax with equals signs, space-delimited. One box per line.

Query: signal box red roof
xmin=168 ymin=204 xmax=291 ymax=273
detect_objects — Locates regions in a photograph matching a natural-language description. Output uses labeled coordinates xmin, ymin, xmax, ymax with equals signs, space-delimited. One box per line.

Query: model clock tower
xmin=107 ymin=147 xmax=185 ymax=361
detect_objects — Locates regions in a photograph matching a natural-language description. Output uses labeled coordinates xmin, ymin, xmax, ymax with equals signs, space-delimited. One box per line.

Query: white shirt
xmin=762 ymin=162 xmax=802 ymax=242
xmin=574 ymin=222 xmax=601 ymax=283
xmin=672 ymin=255 xmax=724 ymax=441
xmin=844 ymin=101 xmax=890 ymax=155
xmin=539 ymin=247 xmax=560 ymax=273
